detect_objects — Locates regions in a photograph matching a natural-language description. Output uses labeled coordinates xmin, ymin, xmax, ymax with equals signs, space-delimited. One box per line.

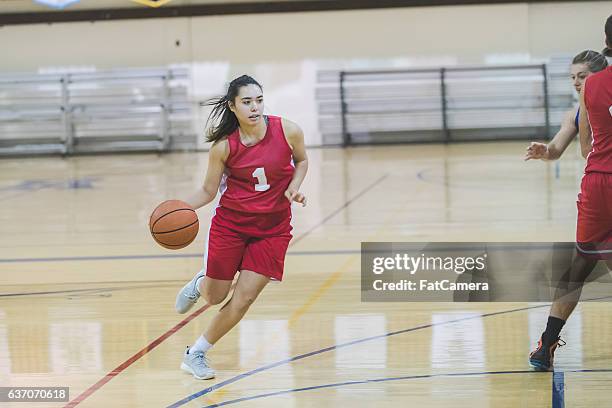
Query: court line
xmin=552 ymin=371 xmax=565 ymax=408
xmin=199 ymin=368 xmax=612 ymax=407
xmin=167 ymin=304 xmax=549 ymax=407
xmin=289 ymin=174 xmax=388 ymax=246
xmin=0 ymin=283 xmax=178 ymax=298
xmin=61 ymin=174 xmax=388 ymax=407
xmin=167 ymin=296 xmax=612 ymax=407
xmin=0 ymin=240 xmax=582 ymax=264
xmin=63 ymin=302 xmax=213 ymax=408
xmin=0 ymin=249 xmax=358 ymax=264
xmin=0 ymin=287 xmax=125 ymax=298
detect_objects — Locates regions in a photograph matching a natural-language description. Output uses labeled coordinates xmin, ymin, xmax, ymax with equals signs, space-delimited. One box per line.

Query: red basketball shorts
xmin=204 ymin=206 xmax=293 ymax=281
xmin=576 ymin=172 xmax=612 ymax=260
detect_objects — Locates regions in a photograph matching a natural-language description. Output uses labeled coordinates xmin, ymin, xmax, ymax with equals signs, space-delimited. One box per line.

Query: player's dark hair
xmin=572 ymin=50 xmax=608 ymax=73
xmin=605 ymin=14 xmax=612 ymax=49
xmin=202 ymin=75 xmax=263 ymax=143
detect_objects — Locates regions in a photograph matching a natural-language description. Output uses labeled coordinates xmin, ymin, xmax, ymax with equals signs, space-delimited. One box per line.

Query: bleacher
xmin=0 ymin=67 xmax=196 ymax=156
xmin=0 ymin=57 xmax=578 ymax=154
xmin=317 ymin=58 xmax=575 ymax=146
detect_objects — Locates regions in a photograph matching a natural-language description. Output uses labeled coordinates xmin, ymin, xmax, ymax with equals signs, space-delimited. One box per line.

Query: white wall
xmin=1 ymin=1 xmax=610 ymax=145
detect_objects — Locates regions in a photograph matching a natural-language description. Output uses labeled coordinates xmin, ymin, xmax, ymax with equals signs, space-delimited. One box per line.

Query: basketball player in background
xmin=525 ymin=50 xmax=607 ymax=161
xmin=173 ymin=75 xmax=308 ymax=379
xmin=529 ymin=14 xmax=612 ymax=371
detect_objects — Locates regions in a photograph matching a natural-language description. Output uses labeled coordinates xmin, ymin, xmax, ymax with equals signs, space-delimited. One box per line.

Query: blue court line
xmin=200 ymin=368 xmax=612 ymax=408
xmin=201 ymin=370 xmax=536 ymax=407
xmin=168 ymin=296 xmax=612 ymax=408
xmin=166 ymin=303 xmax=553 ymax=407
xmin=552 ymin=371 xmax=565 ymax=408
xmin=0 ymin=242 xmax=585 ymax=264
xmin=0 ymin=249 xmax=358 ymax=264
xmin=203 ymin=369 xmax=577 ymax=408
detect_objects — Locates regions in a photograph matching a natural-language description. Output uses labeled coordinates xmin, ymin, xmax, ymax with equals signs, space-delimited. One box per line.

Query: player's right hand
xmin=525 ymin=142 xmax=548 ymax=161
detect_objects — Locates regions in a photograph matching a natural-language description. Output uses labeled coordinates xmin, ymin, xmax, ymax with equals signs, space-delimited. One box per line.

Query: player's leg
xmin=530 ymin=173 xmax=607 ymax=370
xmin=203 ymin=269 xmax=270 ymax=344
xmin=202 ymin=231 xmax=291 ymax=344
xmin=181 ymin=271 xmax=269 ymax=380
xmin=178 ymin=214 xmax=246 ymax=379
xmin=199 ymin=277 xmax=233 ymax=305
xmin=175 ymin=272 xmax=234 ymax=314
xmin=175 ymin=215 xmax=244 ymax=314
xmin=550 ymin=250 xmax=600 ymax=316
xmin=529 ymin=251 xmax=598 ymax=371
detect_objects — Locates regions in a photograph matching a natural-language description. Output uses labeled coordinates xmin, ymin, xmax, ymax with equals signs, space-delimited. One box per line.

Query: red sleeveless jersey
xmin=219 ymin=115 xmax=295 ymax=213
xmin=583 ymin=66 xmax=612 ymax=174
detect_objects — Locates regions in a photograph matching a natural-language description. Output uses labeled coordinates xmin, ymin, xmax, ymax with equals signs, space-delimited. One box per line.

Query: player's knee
xmin=232 ymin=292 xmax=257 ymax=310
xmin=203 ymin=291 xmax=228 ymax=305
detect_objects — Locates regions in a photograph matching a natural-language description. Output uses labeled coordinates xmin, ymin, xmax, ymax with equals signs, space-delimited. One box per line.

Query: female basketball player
xmin=524 ymin=50 xmax=608 ymax=161
xmin=174 ymin=75 xmax=308 ymax=379
xmin=529 ymin=15 xmax=612 ymax=371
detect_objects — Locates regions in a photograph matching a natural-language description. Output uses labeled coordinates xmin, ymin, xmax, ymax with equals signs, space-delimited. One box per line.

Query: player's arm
xmin=545 ymin=110 xmax=578 ymax=160
xmin=525 ymin=109 xmax=578 ymax=161
xmin=578 ymin=82 xmax=592 ymax=159
xmin=184 ymin=139 xmax=229 ymax=210
xmin=282 ymin=118 xmax=308 ymax=206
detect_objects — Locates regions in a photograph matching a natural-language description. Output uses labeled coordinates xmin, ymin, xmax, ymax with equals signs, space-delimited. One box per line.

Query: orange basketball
xmin=149 ymin=200 xmax=199 ymax=250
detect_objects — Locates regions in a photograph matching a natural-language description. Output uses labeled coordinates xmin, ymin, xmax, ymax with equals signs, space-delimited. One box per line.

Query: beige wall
xmin=1 ymin=2 xmax=610 ymax=70
xmin=0 ymin=18 xmax=192 ymax=69
xmin=529 ymin=2 xmax=611 ymax=57
xmin=190 ymin=4 xmax=531 ymax=63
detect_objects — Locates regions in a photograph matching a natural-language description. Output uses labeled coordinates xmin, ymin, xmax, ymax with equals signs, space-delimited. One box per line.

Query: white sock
xmin=194 ymin=275 xmax=204 ymax=295
xmin=190 ymin=335 xmax=212 ymax=355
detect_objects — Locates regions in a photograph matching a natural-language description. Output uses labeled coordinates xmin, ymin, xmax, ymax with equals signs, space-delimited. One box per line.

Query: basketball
xmin=149 ymin=200 xmax=199 ymax=250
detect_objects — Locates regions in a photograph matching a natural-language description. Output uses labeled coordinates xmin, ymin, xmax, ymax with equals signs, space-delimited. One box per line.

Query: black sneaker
xmin=529 ymin=335 xmax=565 ymax=371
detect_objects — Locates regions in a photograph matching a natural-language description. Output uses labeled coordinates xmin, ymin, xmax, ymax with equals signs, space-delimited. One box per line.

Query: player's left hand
xmin=525 ymin=142 xmax=548 ymax=161
xmin=285 ymin=189 xmax=307 ymax=207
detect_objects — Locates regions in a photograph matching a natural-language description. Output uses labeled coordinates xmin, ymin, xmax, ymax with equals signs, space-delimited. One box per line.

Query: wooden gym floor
xmin=1 ymin=141 xmax=611 ymax=407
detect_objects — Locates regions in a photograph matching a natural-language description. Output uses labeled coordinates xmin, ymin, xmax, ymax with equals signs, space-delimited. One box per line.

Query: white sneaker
xmin=175 ymin=269 xmax=205 ymax=314
xmin=181 ymin=346 xmax=215 ymax=380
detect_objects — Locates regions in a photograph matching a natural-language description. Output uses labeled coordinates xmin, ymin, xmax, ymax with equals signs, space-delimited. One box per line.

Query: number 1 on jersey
xmin=252 ymin=167 xmax=270 ymax=192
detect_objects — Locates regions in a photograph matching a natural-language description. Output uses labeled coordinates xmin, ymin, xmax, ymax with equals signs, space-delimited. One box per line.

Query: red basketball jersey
xmin=583 ymin=66 xmax=612 ymax=174
xmin=219 ymin=115 xmax=295 ymax=213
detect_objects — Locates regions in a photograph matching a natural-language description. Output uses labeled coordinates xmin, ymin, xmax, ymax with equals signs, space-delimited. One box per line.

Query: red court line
xmin=63 ymin=302 xmax=212 ymax=408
